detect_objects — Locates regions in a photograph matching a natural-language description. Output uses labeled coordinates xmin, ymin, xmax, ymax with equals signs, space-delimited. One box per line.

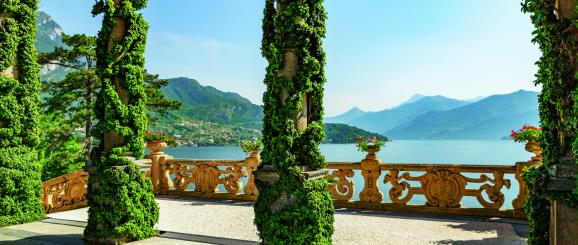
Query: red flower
xmin=369 ymin=137 xmax=374 ymax=142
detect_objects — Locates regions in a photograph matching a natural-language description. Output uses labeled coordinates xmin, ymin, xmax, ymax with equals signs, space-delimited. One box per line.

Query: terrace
xmin=17 ymin=145 xmax=538 ymax=244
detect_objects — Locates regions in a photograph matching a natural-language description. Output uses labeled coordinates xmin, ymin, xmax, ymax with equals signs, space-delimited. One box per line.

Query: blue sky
xmin=39 ymin=0 xmax=540 ymax=116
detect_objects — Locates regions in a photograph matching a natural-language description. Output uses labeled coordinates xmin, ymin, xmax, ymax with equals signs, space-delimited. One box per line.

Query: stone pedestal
xmin=145 ymin=141 xmax=170 ymax=195
xmin=550 ymin=201 xmax=578 ymax=245
xmin=359 ymin=150 xmax=383 ymax=203
xmin=254 ymin=165 xmax=331 ymax=244
xmin=243 ymin=151 xmax=261 ymax=196
xmin=254 ymin=165 xmax=330 ymax=211
xmin=255 ymin=165 xmax=329 ymax=186
xmin=547 ymin=154 xmax=578 ymax=245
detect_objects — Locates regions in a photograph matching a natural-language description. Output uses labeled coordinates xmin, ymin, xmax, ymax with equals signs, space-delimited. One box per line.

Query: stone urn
xmin=249 ymin=150 xmax=261 ymax=161
xmin=525 ymin=139 xmax=543 ymax=163
xmin=146 ymin=140 xmax=168 ymax=155
xmin=364 ymin=145 xmax=379 ymax=160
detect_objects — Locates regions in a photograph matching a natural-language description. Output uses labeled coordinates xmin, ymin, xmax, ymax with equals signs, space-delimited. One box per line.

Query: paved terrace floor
xmin=1 ymin=196 xmax=528 ymax=244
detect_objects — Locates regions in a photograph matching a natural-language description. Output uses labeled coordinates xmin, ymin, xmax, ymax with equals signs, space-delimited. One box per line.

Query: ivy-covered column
xmin=0 ymin=0 xmax=45 ymax=227
xmin=522 ymin=0 xmax=578 ymax=244
xmin=254 ymin=0 xmax=335 ymax=243
xmin=84 ymin=0 xmax=159 ymax=242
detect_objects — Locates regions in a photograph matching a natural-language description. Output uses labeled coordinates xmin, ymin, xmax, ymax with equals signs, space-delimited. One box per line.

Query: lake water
xmin=163 ymin=140 xmax=533 ymax=209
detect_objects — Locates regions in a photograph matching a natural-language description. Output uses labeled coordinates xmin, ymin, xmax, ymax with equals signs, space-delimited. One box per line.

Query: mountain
xmin=160 ymin=77 xmax=264 ymax=124
xmin=324 ymin=123 xmax=387 ymax=144
xmin=325 ymin=107 xmax=367 ymax=124
xmin=35 ymin=11 xmax=70 ymax=82
xmin=158 ymin=78 xmax=384 ymax=144
xmin=36 ymin=11 xmax=64 ymax=53
xmin=394 ymin=94 xmax=427 ymax=108
xmin=339 ymin=95 xmax=470 ymax=134
xmin=385 ymin=90 xmax=539 ymax=140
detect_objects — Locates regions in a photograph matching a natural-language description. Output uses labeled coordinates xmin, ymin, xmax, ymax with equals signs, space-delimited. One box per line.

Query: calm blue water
xmin=163 ymin=140 xmax=533 ymax=209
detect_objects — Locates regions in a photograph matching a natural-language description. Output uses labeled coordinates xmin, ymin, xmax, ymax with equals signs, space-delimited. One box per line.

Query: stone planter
xmin=364 ymin=145 xmax=379 ymax=160
xmin=249 ymin=151 xmax=260 ymax=161
xmin=146 ymin=140 xmax=168 ymax=155
xmin=525 ymin=139 xmax=543 ymax=162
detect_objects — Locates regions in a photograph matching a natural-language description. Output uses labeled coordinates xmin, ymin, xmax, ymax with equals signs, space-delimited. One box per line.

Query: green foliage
xmin=38 ymin=32 xmax=180 ymax=171
xmin=355 ymin=136 xmax=385 ymax=152
xmin=510 ymin=125 xmax=542 ymax=143
xmin=522 ymin=0 xmax=578 ymax=242
xmin=523 ymin=166 xmax=550 ymax=245
xmin=255 ymin=0 xmax=334 ymax=243
xmin=240 ymin=139 xmax=262 ymax=153
xmin=144 ymin=131 xmax=176 ymax=147
xmin=85 ymin=0 xmax=158 ymax=241
xmin=38 ymin=113 xmax=84 ymax=181
xmin=0 ymin=0 xmax=46 ymax=227
xmin=38 ymin=33 xmax=99 ymax=169
xmin=144 ymin=73 xmax=181 ymax=124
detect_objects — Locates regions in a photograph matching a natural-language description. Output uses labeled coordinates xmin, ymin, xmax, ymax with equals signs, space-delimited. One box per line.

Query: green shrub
xmin=254 ymin=0 xmax=335 ymax=243
xmin=84 ymin=0 xmax=159 ymax=241
xmin=0 ymin=0 xmax=45 ymax=227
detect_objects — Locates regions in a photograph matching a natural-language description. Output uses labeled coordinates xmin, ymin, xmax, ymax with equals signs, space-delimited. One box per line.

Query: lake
xmin=163 ymin=140 xmax=534 ymax=209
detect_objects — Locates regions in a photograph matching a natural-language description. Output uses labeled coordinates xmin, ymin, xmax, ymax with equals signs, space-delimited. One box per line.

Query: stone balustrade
xmin=149 ymin=149 xmax=537 ymax=219
xmin=42 ymin=145 xmax=539 ymax=219
xmin=42 ymin=169 xmax=88 ymax=214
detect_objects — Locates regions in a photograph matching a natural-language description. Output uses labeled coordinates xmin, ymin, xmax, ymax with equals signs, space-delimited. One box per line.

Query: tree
xmin=38 ymin=34 xmax=98 ymax=165
xmin=38 ymin=113 xmax=84 ymax=181
xmin=38 ymin=34 xmax=180 ymax=167
xmin=144 ymin=73 xmax=181 ymax=124
xmin=0 ymin=0 xmax=45 ymax=226
xmin=254 ymin=0 xmax=334 ymax=243
xmin=84 ymin=0 xmax=159 ymax=242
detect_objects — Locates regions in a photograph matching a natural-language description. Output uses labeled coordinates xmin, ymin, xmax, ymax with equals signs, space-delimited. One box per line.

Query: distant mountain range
xmin=328 ymin=90 xmax=539 ymax=140
xmin=327 ymin=95 xmax=470 ymax=133
xmin=35 ymin=11 xmax=540 ymax=142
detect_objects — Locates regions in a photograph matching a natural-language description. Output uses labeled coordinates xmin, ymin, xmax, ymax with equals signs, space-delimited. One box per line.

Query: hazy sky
xmin=39 ymin=0 xmax=541 ymax=116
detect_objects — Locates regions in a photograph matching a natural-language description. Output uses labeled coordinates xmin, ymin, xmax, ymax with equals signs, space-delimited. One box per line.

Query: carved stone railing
xmin=152 ymin=149 xmax=534 ymax=219
xmin=42 ymin=169 xmax=89 ymax=214
xmin=42 ymin=145 xmax=538 ymax=219
xmin=327 ymin=161 xmax=533 ymax=218
xmin=156 ymin=152 xmax=261 ymax=201
xmin=41 ymin=158 xmax=152 ymax=214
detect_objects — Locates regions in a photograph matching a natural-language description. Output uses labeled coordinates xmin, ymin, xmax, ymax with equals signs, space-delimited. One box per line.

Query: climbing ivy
xmin=522 ymin=0 xmax=578 ymax=243
xmin=254 ymin=0 xmax=335 ymax=243
xmin=84 ymin=0 xmax=159 ymax=241
xmin=523 ymin=166 xmax=550 ymax=245
xmin=0 ymin=0 xmax=45 ymax=227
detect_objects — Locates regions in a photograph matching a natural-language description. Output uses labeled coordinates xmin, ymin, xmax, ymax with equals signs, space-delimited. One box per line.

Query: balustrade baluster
xmin=359 ymin=152 xmax=383 ymax=204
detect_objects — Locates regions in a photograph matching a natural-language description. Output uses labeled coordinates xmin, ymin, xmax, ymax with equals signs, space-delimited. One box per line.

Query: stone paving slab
xmin=44 ymin=196 xmax=528 ymax=245
xmin=0 ymin=219 xmax=234 ymax=244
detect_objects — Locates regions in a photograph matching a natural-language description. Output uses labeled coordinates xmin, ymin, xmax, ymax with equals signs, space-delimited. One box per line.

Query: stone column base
xmin=550 ymin=200 xmax=578 ymax=245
